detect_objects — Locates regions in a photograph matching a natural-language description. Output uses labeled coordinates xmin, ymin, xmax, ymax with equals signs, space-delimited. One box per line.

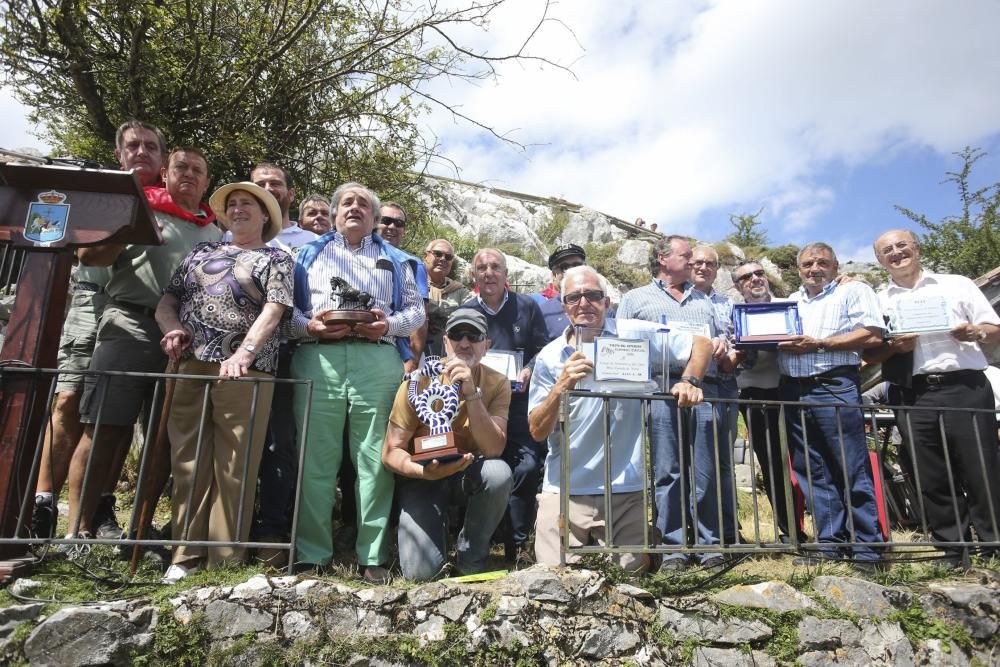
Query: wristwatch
xmin=679 ymin=375 xmax=703 ymax=389
xmin=465 ymin=387 xmax=483 ymax=401
xmin=241 ymin=343 xmax=257 ymax=355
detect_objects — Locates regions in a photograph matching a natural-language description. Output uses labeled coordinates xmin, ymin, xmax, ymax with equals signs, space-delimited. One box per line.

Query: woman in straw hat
xmin=155 ymin=181 xmax=293 ymax=583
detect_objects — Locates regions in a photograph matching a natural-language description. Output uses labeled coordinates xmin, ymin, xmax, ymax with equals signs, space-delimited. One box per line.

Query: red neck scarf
xmin=144 ymin=186 xmax=216 ymax=226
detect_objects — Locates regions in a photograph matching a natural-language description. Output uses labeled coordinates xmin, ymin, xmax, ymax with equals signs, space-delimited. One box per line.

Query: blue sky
xmin=2 ymin=0 xmax=999 ymax=263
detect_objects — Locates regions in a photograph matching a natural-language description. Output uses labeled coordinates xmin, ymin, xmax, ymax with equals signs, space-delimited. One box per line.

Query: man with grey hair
xmin=776 ymin=241 xmax=885 ymax=568
xmin=464 ymin=247 xmax=548 ymax=566
xmin=618 ymin=234 xmax=734 ymax=571
xmin=867 ymin=228 xmax=1000 ymax=566
xmin=288 ymin=182 xmax=425 ymax=582
xmin=298 ymin=194 xmax=331 ymax=235
xmin=529 ymin=265 xmax=711 ymax=571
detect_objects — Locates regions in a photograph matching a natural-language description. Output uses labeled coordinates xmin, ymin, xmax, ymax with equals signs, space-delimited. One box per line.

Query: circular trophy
xmin=408 ymin=356 xmax=463 ymax=464
xmin=320 ymin=276 xmax=376 ymax=327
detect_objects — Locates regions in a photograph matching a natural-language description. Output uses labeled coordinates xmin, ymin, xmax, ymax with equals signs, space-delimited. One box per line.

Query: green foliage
xmin=137 ymin=608 xmax=211 ymax=667
xmin=725 ymin=208 xmax=769 ymax=247
xmin=536 ymin=209 xmax=572 ymax=248
xmin=584 ymin=242 xmax=650 ymax=293
xmin=0 ymin=621 xmax=32 ymax=666
xmin=895 ymin=147 xmax=1000 ymax=279
xmin=763 ymin=243 xmax=802 ymax=294
xmin=0 ymin=0 xmax=558 ymax=210
xmin=887 ymin=603 xmax=973 ymax=653
xmin=712 ymin=242 xmax=738 ymax=266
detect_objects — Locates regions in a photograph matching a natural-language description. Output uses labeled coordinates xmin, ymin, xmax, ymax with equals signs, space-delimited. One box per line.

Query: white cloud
xmin=421 ymin=0 xmax=1000 ymax=238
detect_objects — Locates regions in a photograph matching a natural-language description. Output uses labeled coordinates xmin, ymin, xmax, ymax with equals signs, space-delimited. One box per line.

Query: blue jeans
xmin=779 ymin=370 xmax=882 ymax=560
xmin=650 ymin=382 xmax=736 ymax=560
xmin=396 ymin=458 xmax=513 ymax=581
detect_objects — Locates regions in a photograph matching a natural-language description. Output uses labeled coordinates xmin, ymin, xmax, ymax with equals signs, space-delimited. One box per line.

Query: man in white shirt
xmin=868 ymin=229 xmax=1000 ymax=566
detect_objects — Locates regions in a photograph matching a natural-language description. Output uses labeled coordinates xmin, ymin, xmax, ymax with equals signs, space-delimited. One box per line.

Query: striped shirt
xmin=778 ymin=280 xmax=884 ymax=377
xmin=290 ymin=233 xmax=423 ymax=343
xmin=618 ymin=279 xmax=724 ymax=377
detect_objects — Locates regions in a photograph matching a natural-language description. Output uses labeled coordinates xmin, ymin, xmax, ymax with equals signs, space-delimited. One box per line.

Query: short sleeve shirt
xmin=165 ymin=242 xmax=293 ymax=373
xmin=388 ymin=363 xmax=511 ymax=454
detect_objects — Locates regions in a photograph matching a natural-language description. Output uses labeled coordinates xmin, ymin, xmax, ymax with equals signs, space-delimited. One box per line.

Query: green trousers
xmin=291 ymin=340 xmax=402 ymax=566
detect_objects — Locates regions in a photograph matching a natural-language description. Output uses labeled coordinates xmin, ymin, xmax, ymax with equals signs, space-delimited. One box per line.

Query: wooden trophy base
xmin=319 ymin=309 xmax=376 ymax=328
xmin=411 ymin=431 xmax=462 ymax=465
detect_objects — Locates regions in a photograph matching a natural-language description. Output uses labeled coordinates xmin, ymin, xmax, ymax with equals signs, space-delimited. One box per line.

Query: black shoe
xmin=513 ymin=545 xmax=535 ymax=570
xmin=31 ymin=495 xmax=56 ymax=539
xmin=91 ymin=494 xmax=123 ymax=540
xmin=700 ymin=554 xmax=727 ymax=569
xmin=658 ymin=557 xmax=689 ymax=574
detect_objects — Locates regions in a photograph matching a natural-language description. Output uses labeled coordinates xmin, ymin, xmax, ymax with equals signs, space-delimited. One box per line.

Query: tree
xmin=725 ymin=208 xmax=768 ymax=248
xmin=895 ymin=147 xmax=1000 ymax=278
xmin=0 ymin=0 xmax=564 ymax=211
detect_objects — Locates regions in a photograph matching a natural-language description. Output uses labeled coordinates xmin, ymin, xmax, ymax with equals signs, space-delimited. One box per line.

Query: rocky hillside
xmin=419 ymin=176 xmax=886 ymax=302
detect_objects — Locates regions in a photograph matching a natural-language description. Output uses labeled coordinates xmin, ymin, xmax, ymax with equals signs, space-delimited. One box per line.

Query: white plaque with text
xmin=481 ymin=350 xmax=523 ymax=381
xmin=594 ymin=337 xmax=651 ymax=382
xmin=889 ymin=294 xmax=952 ymax=336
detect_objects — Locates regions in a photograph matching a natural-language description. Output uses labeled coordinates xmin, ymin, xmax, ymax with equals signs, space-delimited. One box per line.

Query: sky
xmin=2 ymin=0 xmax=999 ymax=262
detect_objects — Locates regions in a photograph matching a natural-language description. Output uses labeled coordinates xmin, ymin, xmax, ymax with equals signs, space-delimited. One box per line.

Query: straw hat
xmin=209 ymin=181 xmax=282 ymax=242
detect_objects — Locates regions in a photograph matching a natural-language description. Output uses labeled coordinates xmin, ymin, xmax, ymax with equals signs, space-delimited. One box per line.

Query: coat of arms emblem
xmin=24 ymin=190 xmax=71 ymax=245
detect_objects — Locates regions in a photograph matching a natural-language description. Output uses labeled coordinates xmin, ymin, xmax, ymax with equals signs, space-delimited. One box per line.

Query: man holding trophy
xmin=382 ymin=309 xmax=513 ymax=581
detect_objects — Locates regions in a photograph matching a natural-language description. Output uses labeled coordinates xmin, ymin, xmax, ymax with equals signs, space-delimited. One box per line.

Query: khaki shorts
xmin=534 ymin=491 xmax=650 ymax=572
xmin=55 ymin=289 xmax=108 ymax=393
xmin=79 ymin=304 xmax=167 ymax=427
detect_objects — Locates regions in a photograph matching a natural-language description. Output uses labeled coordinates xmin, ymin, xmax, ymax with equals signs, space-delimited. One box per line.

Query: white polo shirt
xmin=878 ymin=270 xmax=999 ymax=374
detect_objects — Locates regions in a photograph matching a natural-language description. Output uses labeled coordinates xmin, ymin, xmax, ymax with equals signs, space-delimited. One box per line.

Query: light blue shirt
xmin=529 ymin=318 xmax=695 ymax=495
xmin=617 ymin=279 xmax=724 ymax=377
xmin=778 ymin=280 xmax=884 ymax=377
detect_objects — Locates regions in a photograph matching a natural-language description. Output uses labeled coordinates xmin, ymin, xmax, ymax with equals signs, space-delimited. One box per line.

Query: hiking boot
xmin=114 ymin=525 xmax=170 ymax=568
xmin=30 ymin=494 xmax=56 ymax=539
xmin=362 ymin=565 xmax=392 ymax=585
xmin=91 ymin=494 xmax=123 ymax=540
xmin=255 ymin=535 xmax=289 ymax=569
xmin=657 ymin=556 xmax=689 ymax=574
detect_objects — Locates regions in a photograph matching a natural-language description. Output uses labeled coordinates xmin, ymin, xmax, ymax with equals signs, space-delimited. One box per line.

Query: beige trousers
xmin=168 ymin=359 xmax=273 ymax=566
xmin=534 ymin=491 xmax=650 ymax=572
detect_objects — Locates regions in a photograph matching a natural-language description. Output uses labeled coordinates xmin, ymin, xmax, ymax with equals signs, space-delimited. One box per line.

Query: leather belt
xmin=108 ymin=299 xmax=156 ymax=318
xmin=912 ymin=369 xmax=982 ymax=387
xmin=781 ymin=365 xmax=857 ymax=386
xmin=305 ymin=337 xmax=389 ymax=346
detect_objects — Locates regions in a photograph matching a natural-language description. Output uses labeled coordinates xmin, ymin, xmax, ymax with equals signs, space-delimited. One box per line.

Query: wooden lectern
xmin=0 ymin=163 xmax=160 ymax=559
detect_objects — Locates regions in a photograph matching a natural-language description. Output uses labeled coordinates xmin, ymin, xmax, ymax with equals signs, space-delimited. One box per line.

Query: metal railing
xmin=0 ymin=366 xmax=313 ymax=574
xmin=558 ymin=388 xmax=1000 ymax=566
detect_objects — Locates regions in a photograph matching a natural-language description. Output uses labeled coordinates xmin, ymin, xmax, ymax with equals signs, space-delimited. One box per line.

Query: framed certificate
xmin=734 ymin=302 xmax=802 ymax=349
xmin=481 ymin=349 xmax=524 ymax=389
xmin=593 ymin=337 xmax=651 ymax=382
xmin=887 ymin=294 xmax=952 ymax=336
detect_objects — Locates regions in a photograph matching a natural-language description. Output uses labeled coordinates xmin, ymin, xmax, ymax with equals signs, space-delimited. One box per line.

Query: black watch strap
xmin=679 ymin=375 xmax=703 ymax=388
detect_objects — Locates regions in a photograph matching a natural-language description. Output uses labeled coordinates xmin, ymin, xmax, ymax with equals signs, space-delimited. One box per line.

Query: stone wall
xmin=5 ymin=565 xmax=999 ymax=665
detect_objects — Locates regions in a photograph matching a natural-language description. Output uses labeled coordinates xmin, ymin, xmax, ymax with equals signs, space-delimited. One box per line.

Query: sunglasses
xmin=446 ymin=330 xmax=487 ymax=343
xmin=381 ymin=216 xmax=406 ymax=228
xmin=555 ymin=261 xmax=583 ymax=274
xmin=737 ymin=269 xmax=766 ymax=282
xmin=562 ymin=289 xmax=605 ymax=305
xmin=428 ymin=249 xmax=455 ymax=261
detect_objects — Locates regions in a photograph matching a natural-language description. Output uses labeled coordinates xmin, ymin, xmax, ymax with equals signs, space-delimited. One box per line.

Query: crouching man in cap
xmin=382 ymin=308 xmax=513 ymax=581
xmin=528 ymin=266 xmax=711 ymax=570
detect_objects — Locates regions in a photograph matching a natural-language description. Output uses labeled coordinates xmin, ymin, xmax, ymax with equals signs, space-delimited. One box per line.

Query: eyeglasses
xmin=562 ymin=289 xmax=605 ymax=305
xmin=381 ymin=216 xmax=406 ymax=228
xmin=446 ymin=330 xmax=486 ymax=343
xmin=555 ymin=261 xmax=583 ymax=274
xmin=879 ymin=240 xmax=912 ymax=256
xmin=428 ymin=249 xmax=454 ymax=261
xmin=691 ymin=259 xmax=718 ymax=269
xmin=736 ymin=269 xmax=766 ymax=282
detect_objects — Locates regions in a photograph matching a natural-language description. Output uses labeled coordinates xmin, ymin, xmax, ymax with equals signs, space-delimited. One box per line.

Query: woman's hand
xmin=160 ymin=329 xmax=191 ymax=362
xmin=219 ymin=348 xmax=255 ymax=378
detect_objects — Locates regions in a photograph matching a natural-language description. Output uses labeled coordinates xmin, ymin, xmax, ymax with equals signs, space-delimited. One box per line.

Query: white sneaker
xmin=161 ymin=562 xmax=199 ymax=584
